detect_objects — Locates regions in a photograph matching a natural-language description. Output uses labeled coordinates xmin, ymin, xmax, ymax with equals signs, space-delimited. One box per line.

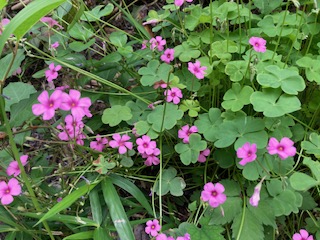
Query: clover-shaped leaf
xmin=222 ymin=83 xmax=254 ymax=112
xmin=209 ymin=40 xmax=238 ymax=60
xmin=188 ymin=224 xmax=225 ymax=240
xmin=154 ymin=167 xmax=186 ymax=196
xmin=125 ymin=100 xmax=149 ymax=125
xmin=301 ymin=133 xmax=320 ymax=157
xmin=138 ymin=60 xmax=173 ymax=86
xmin=257 ymin=65 xmax=305 ymax=95
xmin=147 ymin=104 xmax=183 ymax=132
xmin=250 ymin=88 xmax=301 ymax=117
xmin=81 ymin=4 xmax=114 ymax=22
xmin=179 ymin=99 xmax=200 ymax=117
xmin=134 ymin=120 xmax=159 ymax=139
xmin=194 ymin=108 xmax=223 ymax=142
xmin=175 ymin=134 xmax=207 ymax=165
xmin=93 ymin=155 xmax=116 ymax=174
xmin=174 ymin=42 xmax=201 ymax=62
xmin=270 ymin=189 xmax=302 ymax=216
xmin=215 ymin=115 xmax=268 ymax=149
xmin=225 ymin=61 xmax=248 ymax=82
xmin=296 ymin=56 xmax=320 ymax=84
xmin=185 ymin=5 xmax=202 ymax=31
xmin=102 ymin=105 xmax=132 ymax=127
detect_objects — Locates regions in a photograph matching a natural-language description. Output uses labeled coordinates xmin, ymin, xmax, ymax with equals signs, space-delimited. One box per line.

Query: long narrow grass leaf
xmin=63 ymin=231 xmax=94 ymax=240
xmin=102 ymin=178 xmax=135 ymax=240
xmin=89 ymin=188 xmax=103 ymax=225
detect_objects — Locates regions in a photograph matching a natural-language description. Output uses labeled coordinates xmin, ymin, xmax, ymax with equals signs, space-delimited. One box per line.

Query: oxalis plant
xmin=0 ymin=0 xmax=319 ymax=239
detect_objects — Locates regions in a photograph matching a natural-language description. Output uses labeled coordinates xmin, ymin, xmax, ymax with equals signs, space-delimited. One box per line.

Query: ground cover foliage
xmin=0 ymin=0 xmax=319 ymax=239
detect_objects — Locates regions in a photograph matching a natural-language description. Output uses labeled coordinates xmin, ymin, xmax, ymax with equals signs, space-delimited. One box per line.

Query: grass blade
xmin=89 ymin=188 xmax=103 ymax=225
xmin=102 ymin=178 xmax=135 ymax=240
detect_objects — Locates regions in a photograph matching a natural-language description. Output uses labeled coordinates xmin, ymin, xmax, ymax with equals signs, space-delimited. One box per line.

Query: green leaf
xmin=134 ymin=120 xmax=159 ymax=139
xmin=303 ymin=157 xmax=320 ymax=181
xmin=3 ymin=82 xmax=36 ymax=111
xmin=81 ymin=4 xmax=114 ymax=22
xmin=184 ymin=5 xmax=202 ymax=31
xmin=270 ymin=189 xmax=302 ymax=216
xmin=138 ymin=60 xmax=173 ymax=86
xmin=257 ymin=65 xmax=305 ymax=95
xmin=63 ymin=231 xmax=94 ymax=240
xmin=301 ymin=133 xmax=320 ymax=157
xmin=296 ymin=56 xmax=320 ymax=84
xmin=94 ymin=227 xmax=112 ymax=240
xmin=0 ymin=0 xmax=7 ymax=10
xmin=109 ymin=31 xmax=127 ymax=47
xmin=222 ymin=83 xmax=254 ymax=112
xmin=209 ymin=40 xmax=238 ymax=60
xmin=93 ymin=155 xmax=116 ymax=174
xmin=225 ymin=61 xmax=248 ymax=82
xmin=36 ymin=182 xmax=98 ymax=225
xmin=102 ymin=105 xmax=132 ymax=127
xmin=69 ymin=22 xmax=94 ymax=41
xmin=125 ymin=100 xmax=149 ymax=125
xmin=154 ymin=167 xmax=186 ymax=196
xmin=109 ymin=174 xmax=153 ymax=215
xmin=174 ymin=42 xmax=201 ymax=62
xmin=195 ymin=108 xmax=223 ymax=142
xmin=290 ymin=172 xmax=319 ymax=191
xmin=102 ymin=178 xmax=135 ymax=240
xmin=265 ymin=116 xmax=294 ymax=139
xmin=0 ymin=49 xmax=25 ymax=81
xmin=248 ymin=200 xmax=276 ymax=228
xmin=188 ymin=224 xmax=225 ymax=240
xmin=232 ymin=207 xmax=264 ymax=240
xmin=253 ymin=0 xmax=282 ymax=14
xmin=250 ymin=88 xmax=301 ymax=117
xmin=89 ymin=188 xmax=103 ymax=225
xmin=175 ymin=134 xmax=207 ymax=165
xmin=208 ymin=197 xmax=242 ymax=225
xmin=147 ymin=104 xmax=183 ymax=132
xmin=69 ymin=38 xmax=95 ymax=52
xmin=0 ymin=0 xmax=66 ymax=54
xmin=179 ymin=100 xmax=200 ymax=117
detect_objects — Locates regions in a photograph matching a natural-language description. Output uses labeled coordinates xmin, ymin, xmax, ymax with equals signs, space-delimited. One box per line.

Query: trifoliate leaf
xmin=154 ymin=167 xmax=186 ymax=196
xmin=222 ymin=83 xmax=254 ymax=111
xmin=102 ymin=105 xmax=132 ymax=127
xmin=138 ymin=60 xmax=174 ymax=86
xmin=188 ymin=224 xmax=225 ymax=240
xmin=225 ymin=61 xmax=248 ymax=82
xmin=290 ymin=172 xmax=319 ymax=191
xmin=301 ymin=133 xmax=320 ymax=157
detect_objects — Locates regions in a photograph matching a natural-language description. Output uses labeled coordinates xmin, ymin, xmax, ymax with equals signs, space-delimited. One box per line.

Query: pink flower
xmin=178 ymin=125 xmax=198 ymax=143
xmin=60 ymin=89 xmax=92 ymax=118
xmin=188 ymin=60 xmax=207 ymax=79
xmin=201 ymin=182 xmax=227 ymax=208
xmin=293 ymin=229 xmax=314 ymax=240
xmin=198 ymin=148 xmax=210 ymax=163
xmin=145 ymin=219 xmax=161 ymax=237
xmin=267 ymin=137 xmax=296 ymax=160
xmin=150 ymin=36 xmax=166 ymax=51
xmin=45 ymin=63 xmax=61 ymax=82
xmin=12 ymin=67 xmax=22 ymax=76
xmin=32 ymin=90 xmax=62 ymax=120
xmin=153 ymin=80 xmax=168 ymax=89
xmin=0 ymin=178 xmax=21 ymax=205
xmin=249 ymin=176 xmax=266 ymax=207
xmin=164 ymin=87 xmax=183 ymax=104
xmin=249 ymin=37 xmax=267 ymax=53
xmin=136 ymin=135 xmax=157 ymax=155
xmin=237 ymin=142 xmax=257 ymax=166
xmin=156 ymin=234 xmax=175 ymax=240
xmin=177 ymin=233 xmax=191 ymax=240
xmin=143 ymin=148 xmax=160 ymax=166
xmin=174 ymin=0 xmax=193 ymax=7
xmin=51 ymin=41 xmax=59 ymax=49
xmin=141 ymin=40 xmax=148 ymax=50
xmin=143 ymin=19 xmax=160 ymax=25
xmin=6 ymin=155 xmax=28 ymax=177
xmin=109 ymin=134 xmax=133 ymax=154
xmin=40 ymin=17 xmax=63 ymax=29
xmin=161 ymin=48 xmax=175 ymax=64
xmin=57 ymin=114 xmax=84 ymax=142
xmin=0 ymin=18 xmax=10 ymax=35
xmin=90 ymin=135 xmax=108 ymax=152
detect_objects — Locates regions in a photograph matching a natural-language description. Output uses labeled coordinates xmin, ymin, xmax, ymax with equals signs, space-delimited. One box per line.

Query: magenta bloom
xmin=188 ymin=60 xmax=207 ymax=79
xmin=150 ymin=36 xmax=166 ymax=51
xmin=0 ymin=18 xmax=10 ymax=35
xmin=177 ymin=233 xmax=191 ymax=240
xmin=178 ymin=125 xmax=198 ymax=143
xmin=164 ymin=87 xmax=183 ymax=104
xmin=136 ymin=135 xmax=157 ymax=155
xmin=141 ymin=40 xmax=148 ymax=50
xmin=32 ymin=90 xmax=62 ymax=120
xmin=174 ymin=0 xmax=193 ymax=7
xmin=143 ymin=148 xmax=161 ymax=166
xmin=109 ymin=134 xmax=133 ymax=154
xmin=45 ymin=63 xmax=61 ymax=82
xmin=198 ymin=148 xmax=210 ymax=163
xmin=201 ymin=182 xmax=227 ymax=208
xmin=237 ymin=142 xmax=257 ymax=166
xmin=90 ymin=135 xmax=108 ymax=152
xmin=60 ymin=89 xmax=92 ymax=118
xmin=0 ymin=178 xmax=21 ymax=205
xmin=40 ymin=17 xmax=63 ymax=29
xmin=249 ymin=37 xmax=266 ymax=53
xmin=267 ymin=137 xmax=296 ymax=160
xmin=57 ymin=114 xmax=84 ymax=143
xmin=7 ymin=155 xmax=28 ymax=177
xmin=161 ymin=48 xmax=175 ymax=64
xmin=145 ymin=219 xmax=161 ymax=237
xmin=51 ymin=41 xmax=59 ymax=49
xmin=293 ymin=229 xmax=314 ymax=240
xmin=156 ymin=234 xmax=175 ymax=240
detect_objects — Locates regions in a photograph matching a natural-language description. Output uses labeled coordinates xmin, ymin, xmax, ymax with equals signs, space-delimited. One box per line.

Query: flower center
xmin=211 ymin=191 xmax=217 ymax=197
xmin=194 ymin=67 xmax=200 ymax=73
xmin=247 ymin=151 xmax=252 ymax=157
xmin=5 ymin=189 xmax=10 ymax=194
xmin=255 ymin=43 xmax=259 ymax=47
xmin=143 ymin=143 xmax=148 ymax=148
xmin=278 ymin=146 xmax=284 ymax=151
xmin=151 ymin=225 xmax=155 ymax=229
xmin=171 ymin=92 xmax=176 ymax=97
xmin=71 ymin=102 xmax=76 ymax=107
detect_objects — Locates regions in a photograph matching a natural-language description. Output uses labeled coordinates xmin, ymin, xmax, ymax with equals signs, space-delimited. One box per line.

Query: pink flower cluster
xmin=201 ymin=182 xmax=227 ymax=208
xmin=57 ymin=114 xmax=85 ymax=145
xmin=293 ymin=229 xmax=313 ymax=240
xmin=150 ymin=36 xmax=166 ymax=51
xmin=237 ymin=137 xmax=296 ymax=166
xmin=45 ymin=63 xmax=61 ymax=82
xmin=136 ymin=135 xmax=160 ymax=166
xmin=164 ymin=87 xmax=183 ymax=104
xmin=145 ymin=219 xmax=190 ymax=239
xmin=32 ymin=89 xmax=92 ymax=121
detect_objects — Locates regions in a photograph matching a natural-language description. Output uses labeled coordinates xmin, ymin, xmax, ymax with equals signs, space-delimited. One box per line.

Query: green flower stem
xmin=0 ymin=97 xmax=54 ymax=240
xmin=286 ymin=113 xmax=315 ymax=132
